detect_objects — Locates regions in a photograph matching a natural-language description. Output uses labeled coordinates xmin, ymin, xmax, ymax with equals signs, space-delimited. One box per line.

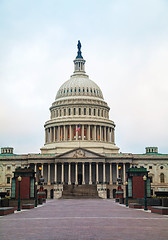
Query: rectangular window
xmin=7 ymin=166 xmax=11 ymax=170
xmin=69 ymin=108 xmax=71 ymax=115
xmin=84 ymin=108 xmax=86 ymax=115
xmin=7 ymin=177 xmax=10 ymax=184
xmin=101 ymin=110 xmax=103 ymax=117
xmin=64 ymin=109 xmax=66 ymax=116
xmin=93 ymin=109 xmax=96 ymax=116
xmin=74 ymin=108 xmax=76 ymax=115
xmin=98 ymin=109 xmax=100 ymax=116
xmin=149 ymin=166 xmax=152 ymax=169
xmin=89 ymin=108 xmax=91 ymax=115
xmin=79 ymin=108 xmax=81 ymax=115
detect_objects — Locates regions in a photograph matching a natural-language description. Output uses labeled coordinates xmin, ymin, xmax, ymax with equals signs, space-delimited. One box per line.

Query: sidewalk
xmin=0 ymin=199 xmax=168 ymax=240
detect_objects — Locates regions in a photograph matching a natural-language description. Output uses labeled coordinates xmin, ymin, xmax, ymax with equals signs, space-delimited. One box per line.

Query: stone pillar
xmin=76 ymin=125 xmax=78 ymax=141
xmin=89 ymin=162 xmax=92 ymax=185
xmin=68 ymin=163 xmax=71 ymax=185
xmin=94 ymin=126 xmax=96 ymax=141
xmin=100 ymin=126 xmax=102 ymax=141
xmin=107 ymin=127 xmax=110 ymax=142
xmin=50 ymin=128 xmax=52 ymax=142
xmin=103 ymin=163 xmax=106 ymax=183
xmin=58 ymin=126 xmax=60 ymax=141
xmin=41 ymin=163 xmax=44 ymax=177
xmin=60 ymin=127 xmax=63 ymax=141
xmin=104 ymin=127 xmax=106 ymax=142
xmin=55 ymin=163 xmax=57 ymax=183
xmin=64 ymin=125 xmax=66 ymax=141
xmin=116 ymin=163 xmax=119 ymax=180
xmin=45 ymin=129 xmax=47 ymax=143
xmin=123 ymin=163 xmax=126 ymax=183
xmin=34 ymin=163 xmax=37 ymax=178
xmin=75 ymin=163 xmax=78 ymax=184
xmin=88 ymin=125 xmax=90 ymax=140
xmin=70 ymin=125 xmax=72 ymax=141
xmin=82 ymin=162 xmax=85 ymax=184
xmin=48 ymin=164 xmax=51 ymax=185
xmin=112 ymin=128 xmax=115 ymax=144
xmin=82 ymin=125 xmax=84 ymax=140
xmin=96 ymin=163 xmax=99 ymax=183
xmin=110 ymin=163 xmax=112 ymax=184
xmin=61 ymin=163 xmax=64 ymax=183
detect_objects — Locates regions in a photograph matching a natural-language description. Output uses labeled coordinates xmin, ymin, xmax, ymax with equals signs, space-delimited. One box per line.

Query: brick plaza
xmin=0 ymin=199 xmax=168 ymax=240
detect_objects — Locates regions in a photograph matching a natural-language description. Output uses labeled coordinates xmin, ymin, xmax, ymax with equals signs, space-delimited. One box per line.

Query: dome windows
xmin=79 ymin=88 xmax=81 ymax=93
xmin=83 ymin=88 xmax=85 ymax=93
xmin=75 ymin=88 xmax=77 ymax=93
xmin=71 ymin=88 xmax=73 ymax=93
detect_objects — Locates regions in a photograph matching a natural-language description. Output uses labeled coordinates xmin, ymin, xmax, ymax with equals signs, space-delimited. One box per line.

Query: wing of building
xmin=0 ymin=42 xmax=168 ymax=198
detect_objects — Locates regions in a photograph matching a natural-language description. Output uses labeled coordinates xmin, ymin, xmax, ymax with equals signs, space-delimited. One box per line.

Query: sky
xmin=0 ymin=0 xmax=168 ymax=154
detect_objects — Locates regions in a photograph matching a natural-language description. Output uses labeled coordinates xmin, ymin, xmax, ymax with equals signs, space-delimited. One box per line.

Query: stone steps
xmin=62 ymin=184 xmax=99 ymax=199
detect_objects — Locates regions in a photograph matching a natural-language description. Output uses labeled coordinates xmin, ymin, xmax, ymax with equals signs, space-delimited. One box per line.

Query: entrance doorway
xmin=78 ymin=174 xmax=82 ymax=185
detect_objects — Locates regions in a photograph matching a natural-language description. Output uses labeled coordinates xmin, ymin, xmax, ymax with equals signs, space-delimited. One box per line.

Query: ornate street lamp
xmin=17 ymin=176 xmax=22 ymax=211
xmin=125 ymin=181 xmax=128 ymax=207
xmin=35 ymin=182 xmax=38 ymax=207
xmin=143 ymin=175 xmax=148 ymax=210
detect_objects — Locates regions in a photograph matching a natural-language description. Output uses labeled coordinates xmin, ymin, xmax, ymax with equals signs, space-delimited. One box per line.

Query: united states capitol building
xmin=0 ymin=41 xmax=168 ymax=198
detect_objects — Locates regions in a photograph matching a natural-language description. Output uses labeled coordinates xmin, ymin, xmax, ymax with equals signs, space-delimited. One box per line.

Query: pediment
xmin=57 ymin=148 xmax=104 ymax=159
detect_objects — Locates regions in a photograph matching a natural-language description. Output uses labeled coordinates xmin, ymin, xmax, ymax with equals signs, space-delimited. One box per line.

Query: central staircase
xmin=61 ymin=184 xmax=99 ymax=199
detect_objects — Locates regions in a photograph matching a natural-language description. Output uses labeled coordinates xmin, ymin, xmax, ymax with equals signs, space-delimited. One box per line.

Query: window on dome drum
xmin=89 ymin=108 xmax=91 ymax=115
xmin=79 ymin=88 xmax=81 ymax=93
xmin=149 ymin=166 xmax=152 ymax=169
xmin=90 ymin=88 xmax=92 ymax=93
xmin=64 ymin=89 xmax=65 ymax=93
xmin=93 ymin=109 xmax=96 ymax=116
xmin=87 ymin=88 xmax=89 ymax=93
xmin=83 ymin=88 xmax=85 ymax=93
xmin=160 ymin=173 xmax=165 ymax=183
xmin=101 ymin=110 xmax=103 ymax=117
xmin=74 ymin=108 xmax=76 ymax=115
xmin=71 ymin=88 xmax=72 ymax=93
xmin=98 ymin=109 xmax=100 ymax=116
xmin=94 ymin=89 xmax=96 ymax=94
xmin=75 ymin=88 xmax=76 ymax=93
xmin=160 ymin=166 xmax=164 ymax=169
xmin=60 ymin=110 xmax=62 ymax=117
xmin=79 ymin=108 xmax=81 ymax=115
xmin=84 ymin=108 xmax=86 ymax=115
xmin=7 ymin=177 xmax=10 ymax=184
xmin=69 ymin=108 xmax=71 ymax=115
xmin=67 ymin=89 xmax=69 ymax=93
xmin=56 ymin=110 xmax=58 ymax=117
xmin=64 ymin=109 xmax=66 ymax=116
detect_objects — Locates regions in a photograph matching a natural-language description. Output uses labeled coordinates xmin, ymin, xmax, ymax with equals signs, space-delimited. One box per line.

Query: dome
xmin=55 ymin=75 xmax=104 ymax=100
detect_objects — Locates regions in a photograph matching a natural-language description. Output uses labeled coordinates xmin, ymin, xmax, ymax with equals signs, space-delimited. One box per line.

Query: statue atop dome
xmin=76 ymin=40 xmax=83 ymax=59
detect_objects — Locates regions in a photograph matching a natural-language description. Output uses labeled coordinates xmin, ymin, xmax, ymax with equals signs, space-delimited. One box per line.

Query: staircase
xmin=62 ymin=184 xmax=99 ymax=199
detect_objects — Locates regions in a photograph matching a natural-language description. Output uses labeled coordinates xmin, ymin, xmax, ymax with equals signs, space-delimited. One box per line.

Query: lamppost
xmin=143 ymin=175 xmax=148 ymax=210
xmin=17 ymin=176 xmax=22 ymax=211
xmin=35 ymin=182 xmax=38 ymax=207
xmin=125 ymin=181 xmax=128 ymax=207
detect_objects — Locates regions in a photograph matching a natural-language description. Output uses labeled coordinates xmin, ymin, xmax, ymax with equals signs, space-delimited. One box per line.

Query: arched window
xmin=83 ymin=88 xmax=85 ymax=93
xmin=160 ymin=173 xmax=165 ymax=183
xmin=71 ymin=88 xmax=73 ymax=93
xmin=79 ymin=88 xmax=81 ymax=93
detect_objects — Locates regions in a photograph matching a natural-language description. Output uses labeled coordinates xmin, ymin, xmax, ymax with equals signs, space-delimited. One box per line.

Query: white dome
xmin=56 ymin=74 xmax=104 ymax=100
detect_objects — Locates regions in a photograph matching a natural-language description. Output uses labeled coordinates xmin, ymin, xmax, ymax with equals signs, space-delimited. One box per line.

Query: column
xmin=88 ymin=125 xmax=90 ymax=140
xmin=53 ymin=127 xmax=55 ymax=142
xmin=68 ymin=163 xmax=71 ymax=185
xmin=107 ymin=127 xmax=110 ymax=142
xmin=123 ymin=163 xmax=126 ymax=183
xmin=89 ymin=162 xmax=92 ymax=184
xmin=70 ymin=125 xmax=72 ymax=141
xmin=103 ymin=163 xmax=106 ymax=183
xmin=50 ymin=127 xmax=52 ymax=142
xmin=104 ymin=127 xmax=106 ymax=142
xmin=48 ymin=164 xmax=51 ymax=185
xmin=55 ymin=163 xmax=57 ymax=183
xmin=96 ymin=163 xmax=99 ymax=183
xmin=41 ymin=163 xmax=44 ymax=177
xmin=76 ymin=125 xmax=78 ymax=141
xmin=34 ymin=163 xmax=37 ymax=178
xmin=61 ymin=127 xmax=63 ymax=141
xmin=58 ymin=126 xmax=60 ymax=141
xmin=64 ymin=125 xmax=66 ymax=141
xmin=61 ymin=163 xmax=64 ymax=183
xmin=110 ymin=163 xmax=112 ymax=184
xmin=112 ymin=129 xmax=115 ymax=143
xmin=116 ymin=163 xmax=119 ymax=180
xmin=82 ymin=125 xmax=84 ymax=140
xmin=75 ymin=163 xmax=78 ymax=184
xmin=45 ymin=129 xmax=47 ymax=143
xmin=100 ymin=126 xmax=102 ymax=141
xmin=94 ymin=126 xmax=96 ymax=141
xmin=82 ymin=162 xmax=85 ymax=184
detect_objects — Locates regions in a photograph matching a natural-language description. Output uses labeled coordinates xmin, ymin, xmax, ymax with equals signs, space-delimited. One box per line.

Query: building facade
xmin=0 ymin=42 xmax=168 ymax=198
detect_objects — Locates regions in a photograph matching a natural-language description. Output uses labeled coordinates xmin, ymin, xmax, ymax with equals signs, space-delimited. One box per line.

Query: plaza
xmin=0 ymin=199 xmax=168 ymax=240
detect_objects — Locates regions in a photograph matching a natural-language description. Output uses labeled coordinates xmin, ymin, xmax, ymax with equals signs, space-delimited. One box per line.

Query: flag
xmin=76 ymin=125 xmax=80 ymax=131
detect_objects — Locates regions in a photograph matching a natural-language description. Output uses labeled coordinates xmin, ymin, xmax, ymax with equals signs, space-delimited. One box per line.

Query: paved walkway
xmin=0 ymin=199 xmax=168 ymax=240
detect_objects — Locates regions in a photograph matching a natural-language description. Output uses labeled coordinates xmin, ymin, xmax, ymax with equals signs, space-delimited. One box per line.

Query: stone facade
xmin=0 ymin=42 xmax=168 ymax=198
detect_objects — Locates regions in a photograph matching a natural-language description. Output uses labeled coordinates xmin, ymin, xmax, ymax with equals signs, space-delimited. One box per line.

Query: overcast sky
xmin=0 ymin=0 xmax=168 ymax=154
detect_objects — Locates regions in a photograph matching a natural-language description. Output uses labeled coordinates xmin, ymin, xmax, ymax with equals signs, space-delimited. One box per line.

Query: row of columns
xmin=34 ymin=162 xmax=126 ymax=185
xmin=45 ymin=125 xmax=115 ymax=144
